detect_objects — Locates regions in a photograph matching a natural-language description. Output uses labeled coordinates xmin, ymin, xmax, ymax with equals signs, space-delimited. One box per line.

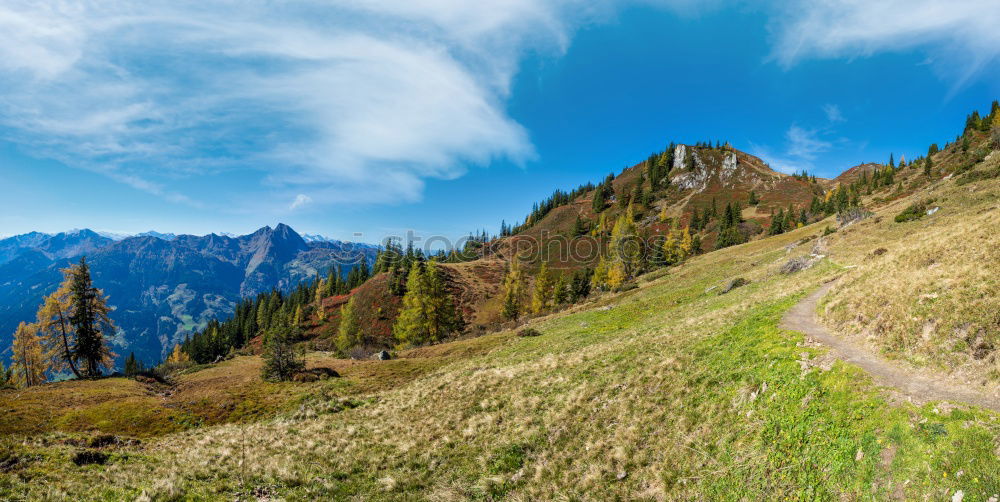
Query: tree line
xmin=1 ymin=257 xmax=116 ymax=389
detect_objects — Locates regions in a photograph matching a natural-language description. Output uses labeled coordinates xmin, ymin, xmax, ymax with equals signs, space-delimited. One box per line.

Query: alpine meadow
xmin=2 ymin=1 xmax=1000 ymax=500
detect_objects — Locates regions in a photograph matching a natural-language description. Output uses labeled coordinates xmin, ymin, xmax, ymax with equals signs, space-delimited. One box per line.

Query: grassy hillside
xmin=4 ymin=148 xmax=1000 ymax=499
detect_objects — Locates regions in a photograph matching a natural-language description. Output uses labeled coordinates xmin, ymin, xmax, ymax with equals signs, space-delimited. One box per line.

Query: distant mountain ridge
xmin=0 ymin=224 xmax=378 ymax=366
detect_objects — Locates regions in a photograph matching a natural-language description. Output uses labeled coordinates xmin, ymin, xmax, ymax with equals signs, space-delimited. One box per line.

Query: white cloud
xmin=0 ymin=0 xmax=709 ymax=211
xmin=751 ymin=125 xmax=835 ymax=175
xmin=770 ymin=0 xmax=1000 ymax=86
xmin=823 ymin=104 xmax=845 ymax=123
xmin=785 ymin=125 xmax=832 ymax=160
xmin=289 ymin=193 xmax=313 ymax=210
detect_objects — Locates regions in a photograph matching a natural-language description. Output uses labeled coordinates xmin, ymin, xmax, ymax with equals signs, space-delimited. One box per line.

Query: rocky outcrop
xmin=673 ymin=144 xmax=687 ymax=170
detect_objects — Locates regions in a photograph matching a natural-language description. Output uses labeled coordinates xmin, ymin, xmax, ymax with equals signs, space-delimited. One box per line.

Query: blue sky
xmin=1 ymin=0 xmax=998 ymax=243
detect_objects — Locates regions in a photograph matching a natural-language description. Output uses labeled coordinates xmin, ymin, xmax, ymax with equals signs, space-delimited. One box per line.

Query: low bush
xmin=894 ymin=199 xmax=935 ymax=223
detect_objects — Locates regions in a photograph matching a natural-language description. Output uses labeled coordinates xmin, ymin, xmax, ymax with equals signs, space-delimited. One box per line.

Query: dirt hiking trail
xmin=781 ymin=282 xmax=1000 ymax=412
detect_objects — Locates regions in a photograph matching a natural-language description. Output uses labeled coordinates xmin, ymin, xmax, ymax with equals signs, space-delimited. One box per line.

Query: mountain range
xmin=0 ymin=224 xmax=377 ymax=366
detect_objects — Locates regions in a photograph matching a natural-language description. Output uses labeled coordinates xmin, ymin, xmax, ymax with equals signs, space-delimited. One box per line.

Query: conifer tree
xmin=261 ymin=326 xmax=304 ymax=381
xmin=606 ymin=261 xmax=627 ymax=290
xmin=554 ymin=274 xmax=570 ymax=305
xmin=609 ymin=205 xmax=643 ymax=280
xmin=769 ymin=208 xmax=786 ymax=235
xmin=572 ymin=215 xmax=588 ymax=237
xmin=592 ymin=255 xmax=611 ymax=291
xmin=924 ymin=154 xmax=933 ymax=176
xmin=393 ymin=262 xmax=462 ymax=346
xmin=690 ymin=234 xmax=702 ymax=255
xmin=11 ymin=322 xmax=47 ymax=388
xmin=748 ymin=190 xmax=759 ymax=206
xmin=68 ymin=258 xmax=116 ymax=377
xmin=992 ymin=110 xmax=1000 ymax=147
xmin=531 ymin=262 xmax=555 ymax=314
xmin=35 ymin=269 xmax=81 ymax=378
xmin=661 ymin=225 xmax=679 ymax=266
xmin=166 ymin=343 xmax=191 ymax=364
xmin=679 ymin=226 xmax=693 ymax=259
xmin=500 ymin=257 xmax=523 ymax=320
xmin=0 ymin=361 xmax=12 ymax=389
xmin=336 ymin=296 xmax=362 ymax=352
xmin=124 ymin=352 xmax=143 ymax=377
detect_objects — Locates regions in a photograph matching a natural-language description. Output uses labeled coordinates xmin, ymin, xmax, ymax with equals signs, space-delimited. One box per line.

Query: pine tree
xmin=124 ymin=352 xmax=142 ymax=377
xmin=0 ymin=360 xmax=12 ymax=389
xmin=924 ymin=154 xmax=933 ymax=176
xmin=572 ymin=215 xmax=588 ymax=237
xmin=554 ymin=274 xmax=570 ymax=305
xmin=393 ymin=262 xmax=461 ymax=346
xmin=336 ymin=296 xmax=362 ymax=352
xmin=261 ymin=326 xmax=304 ymax=381
xmin=11 ymin=322 xmax=47 ymax=388
xmin=531 ymin=262 xmax=555 ymax=314
xmin=68 ymin=258 xmax=116 ymax=377
xmin=501 ymin=258 xmax=523 ymax=320
xmin=769 ymin=208 xmax=786 ymax=235
xmin=748 ymin=190 xmax=759 ymax=206
xmin=690 ymin=234 xmax=702 ymax=255
xmin=35 ymin=269 xmax=81 ymax=378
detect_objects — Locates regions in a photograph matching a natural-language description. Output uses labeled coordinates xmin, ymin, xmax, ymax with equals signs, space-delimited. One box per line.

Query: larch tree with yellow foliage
xmin=501 ymin=257 xmax=524 ymax=320
xmin=35 ymin=268 xmax=82 ymax=379
xmin=992 ymin=107 xmax=1000 ymax=147
xmin=531 ymin=262 xmax=555 ymax=314
xmin=315 ymin=278 xmax=327 ymax=321
xmin=166 ymin=343 xmax=191 ymax=364
xmin=11 ymin=322 xmax=48 ymax=388
xmin=609 ymin=204 xmax=644 ymax=280
xmin=662 ymin=223 xmax=681 ymax=266
xmin=679 ymin=226 xmax=694 ymax=259
xmin=336 ymin=296 xmax=362 ymax=352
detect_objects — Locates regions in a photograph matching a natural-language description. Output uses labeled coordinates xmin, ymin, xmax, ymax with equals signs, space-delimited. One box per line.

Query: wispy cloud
xmin=0 ymin=0 xmax=709 ymax=212
xmin=769 ymin=0 xmax=1000 ymax=88
xmin=751 ymin=124 xmax=835 ymax=175
xmin=823 ymin=104 xmax=845 ymax=123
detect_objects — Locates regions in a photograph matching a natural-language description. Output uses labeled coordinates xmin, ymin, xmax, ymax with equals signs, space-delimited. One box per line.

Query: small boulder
xmin=719 ymin=278 xmax=749 ymax=295
xmin=780 ymin=257 xmax=811 ymax=275
xmin=377 ymin=350 xmax=391 ymax=361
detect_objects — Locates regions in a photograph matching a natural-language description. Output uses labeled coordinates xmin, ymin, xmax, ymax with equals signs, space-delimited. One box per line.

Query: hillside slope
xmin=4 ymin=145 xmax=1000 ymax=499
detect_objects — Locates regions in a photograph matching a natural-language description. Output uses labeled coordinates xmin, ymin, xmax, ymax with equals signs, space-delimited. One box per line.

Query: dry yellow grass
xmin=821 ymin=150 xmax=1000 ymax=385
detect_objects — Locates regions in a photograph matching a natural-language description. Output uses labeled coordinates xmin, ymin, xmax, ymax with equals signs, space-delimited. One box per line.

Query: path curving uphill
xmin=781 ymin=282 xmax=1000 ymax=412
